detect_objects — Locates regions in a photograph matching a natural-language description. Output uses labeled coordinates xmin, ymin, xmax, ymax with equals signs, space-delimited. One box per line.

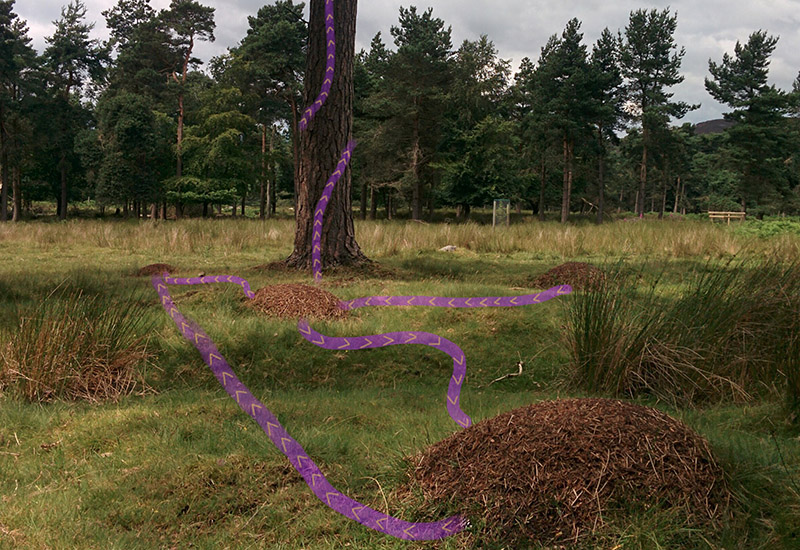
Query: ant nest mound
xmin=247 ymin=283 xmax=347 ymax=320
xmin=136 ymin=263 xmax=177 ymax=276
xmin=405 ymin=398 xmax=729 ymax=546
xmin=533 ymin=262 xmax=607 ymax=290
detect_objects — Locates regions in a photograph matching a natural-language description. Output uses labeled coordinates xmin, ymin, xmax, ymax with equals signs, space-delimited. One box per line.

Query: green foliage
xmin=95 ymin=91 xmax=162 ymax=206
xmin=733 ymin=218 xmax=800 ymax=238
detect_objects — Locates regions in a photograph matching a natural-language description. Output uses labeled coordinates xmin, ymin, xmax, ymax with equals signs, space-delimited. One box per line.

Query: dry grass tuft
xmin=0 ymin=288 xmax=155 ymax=402
xmin=404 ymin=398 xmax=729 ymax=547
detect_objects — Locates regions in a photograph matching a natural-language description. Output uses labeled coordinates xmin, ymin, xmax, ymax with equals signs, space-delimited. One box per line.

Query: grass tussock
xmin=564 ymin=256 xmax=800 ymax=420
xmin=0 ymin=286 xmax=156 ymax=402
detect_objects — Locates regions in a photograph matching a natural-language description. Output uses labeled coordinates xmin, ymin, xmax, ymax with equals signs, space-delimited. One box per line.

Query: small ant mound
xmin=136 ymin=263 xmax=176 ymax=277
xmin=247 ymin=283 xmax=348 ymax=321
xmin=533 ymin=262 xmax=607 ymax=291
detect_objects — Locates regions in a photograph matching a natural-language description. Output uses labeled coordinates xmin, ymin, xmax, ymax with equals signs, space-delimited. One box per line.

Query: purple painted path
xmin=153 ymin=273 xmax=470 ymax=540
xmin=151 ymin=0 xmax=573 ymax=542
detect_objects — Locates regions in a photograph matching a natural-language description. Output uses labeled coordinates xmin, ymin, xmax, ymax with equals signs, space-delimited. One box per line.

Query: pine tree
xmin=230 ymin=0 xmax=306 ymax=218
xmin=589 ymin=28 xmax=624 ymax=224
xmin=43 ymin=0 xmax=108 ymax=220
xmin=436 ymin=35 xmax=517 ymax=217
xmin=160 ymin=0 xmax=215 ymax=216
xmin=705 ymin=30 xmax=794 ymax=215
xmin=620 ymin=8 xmax=695 ymax=216
xmin=0 ymin=0 xmax=34 ymax=221
xmin=537 ymin=19 xmax=596 ymax=223
xmin=384 ymin=6 xmax=453 ymax=220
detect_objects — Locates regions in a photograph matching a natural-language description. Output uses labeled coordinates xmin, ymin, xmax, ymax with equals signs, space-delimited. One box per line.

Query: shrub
xmin=0 ymin=286 xmax=155 ymax=402
xmin=733 ymin=219 xmax=800 ymax=238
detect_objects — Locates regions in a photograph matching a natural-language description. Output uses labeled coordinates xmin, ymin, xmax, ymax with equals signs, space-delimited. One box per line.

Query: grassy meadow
xmin=1 ymin=215 xmax=799 ymax=549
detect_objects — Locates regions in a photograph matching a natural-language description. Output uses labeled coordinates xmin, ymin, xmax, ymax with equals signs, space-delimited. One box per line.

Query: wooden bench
xmin=708 ymin=211 xmax=746 ymax=224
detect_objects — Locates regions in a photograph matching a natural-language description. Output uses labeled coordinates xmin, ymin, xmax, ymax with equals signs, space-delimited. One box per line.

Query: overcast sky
xmin=14 ymin=0 xmax=800 ymax=124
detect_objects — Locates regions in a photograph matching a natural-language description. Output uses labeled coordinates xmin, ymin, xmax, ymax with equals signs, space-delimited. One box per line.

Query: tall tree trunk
xmin=369 ymin=185 xmax=377 ymax=220
xmin=176 ymin=91 xmax=184 ymax=180
xmin=241 ymin=192 xmax=246 ymax=217
xmin=59 ymin=153 xmax=68 ymax=220
xmin=673 ymin=176 xmax=680 ymax=213
xmin=637 ymin=126 xmax=648 ymax=216
xmin=427 ymin=181 xmax=435 ymax=220
xmin=12 ymin=166 xmax=21 ymax=222
xmin=411 ymin=107 xmax=422 ymax=220
xmin=538 ymin=154 xmax=547 ymax=222
xmin=386 ymin=189 xmax=393 ymax=220
xmin=596 ymin=129 xmax=605 ymax=225
xmin=260 ymin=124 xmax=267 ymax=219
xmin=560 ymin=135 xmax=573 ymax=224
xmin=151 ymin=203 xmax=158 ymax=220
xmin=174 ymin=38 xmax=193 ymax=183
xmin=360 ymin=177 xmax=367 ymax=220
xmin=285 ymin=0 xmax=367 ymax=270
xmin=0 ymin=115 xmax=7 ymax=222
xmin=659 ymin=159 xmax=669 ymax=220
xmin=270 ymin=125 xmax=277 ymax=217
xmin=290 ymin=95 xmax=300 ymax=215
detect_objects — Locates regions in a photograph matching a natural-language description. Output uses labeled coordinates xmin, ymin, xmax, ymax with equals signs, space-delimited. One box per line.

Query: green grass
xmin=1 ymin=217 xmax=799 ymax=549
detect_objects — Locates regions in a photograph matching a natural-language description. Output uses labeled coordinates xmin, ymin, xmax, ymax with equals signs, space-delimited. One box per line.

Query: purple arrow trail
xmin=153 ymin=273 xmax=470 ymax=540
xmin=151 ymin=0 xmax=573 ymax=541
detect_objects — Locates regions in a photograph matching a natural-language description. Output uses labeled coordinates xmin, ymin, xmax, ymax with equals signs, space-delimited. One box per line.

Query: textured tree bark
xmin=12 ymin=166 xmax=21 ymax=222
xmin=596 ymin=128 xmax=605 ymax=225
xmin=538 ymin=155 xmax=546 ymax=222
xmin=411 ymin=109 xmax=422 ymax=220
xmin=0 ymin=111 xmax=7 ymax=222
xmin=637 ymin=127 xmax=648 ymax=216
xmin=260 ymin=124 xmax=267 ymax=219
xmin=360 ymin=178 xmax=367 ymax=220
xmin=560 ymin=136 xmax=573 ymax=224
xmin=285 ymin=0 xmax=368 ymax=270
xmin=59 ymin=153 xmax=68 ymax=220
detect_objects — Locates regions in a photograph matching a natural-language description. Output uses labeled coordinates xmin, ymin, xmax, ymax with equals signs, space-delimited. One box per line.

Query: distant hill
xmin=694 ymin=119 xmax=735 ymax=135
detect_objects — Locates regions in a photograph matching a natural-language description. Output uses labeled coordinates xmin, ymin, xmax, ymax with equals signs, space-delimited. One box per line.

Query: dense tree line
xmin=1 ymin=0 xmax=799 ymax=223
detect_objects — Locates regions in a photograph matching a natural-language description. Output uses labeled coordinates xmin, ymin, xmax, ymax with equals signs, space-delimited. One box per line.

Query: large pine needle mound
xmin=407 ymin=398 xmax=729 ymax=545
xmin=247 ymin=283 xmax=347 ymax=320
xmin=533 ymin=262 xmax=606 ymax=290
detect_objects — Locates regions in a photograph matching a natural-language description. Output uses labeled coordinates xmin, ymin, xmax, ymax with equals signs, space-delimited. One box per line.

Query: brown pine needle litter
xmin=403 ymin=398 xmax=730 ymax=546
xmin=247 ymin=284 xmax=347 ymax=320
xmin=135 ymin=263 xmax=176 ymax=276
xmin=533 ymin=262 xmax=607 ymax=291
